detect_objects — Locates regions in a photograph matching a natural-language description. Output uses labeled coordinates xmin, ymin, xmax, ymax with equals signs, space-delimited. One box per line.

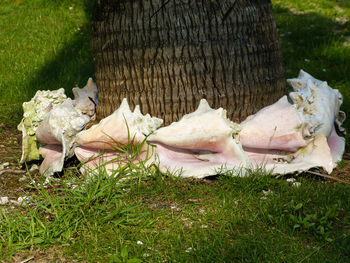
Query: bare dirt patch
xmin=0 ymin=124 xmax=26 ymax=198
xmin=1 ymin=246 xmax=75 ymax=263
xmin=331 ymin=155 xmax=350 ymax=183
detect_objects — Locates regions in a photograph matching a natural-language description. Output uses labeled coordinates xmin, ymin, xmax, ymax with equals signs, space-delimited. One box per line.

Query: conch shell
xmin=75 ymin=98 xmax=163 ymax=175
xmin=147 ymin=99 xmax=250 ymax=178
xmin=36 ymin=99 xmax=90 ymax=176
xmin=18 ymin=71 xmax=345 ymax=178
xmin=239 ymin=96 xmax=309 ymax=152
xmin=239 ymin=70 xmax=345 ymax=174
xmin=17 ymin=78 xmax=98 ymax=175
xmin=287 ymin=69 xmax=344 ymax=137
xmin=17 ymin=88 xmax=67 ymax=163
xmin=72 ymin=78 xmax=98 ymax=120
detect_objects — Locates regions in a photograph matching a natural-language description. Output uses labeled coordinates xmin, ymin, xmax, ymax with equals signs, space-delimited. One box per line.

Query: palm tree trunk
xmin=92 ymin=0 xmax=285 ymax=125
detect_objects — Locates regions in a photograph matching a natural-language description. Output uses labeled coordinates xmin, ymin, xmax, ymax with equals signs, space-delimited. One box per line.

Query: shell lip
xmin=150 ymin=141 xmax=219 ymax=156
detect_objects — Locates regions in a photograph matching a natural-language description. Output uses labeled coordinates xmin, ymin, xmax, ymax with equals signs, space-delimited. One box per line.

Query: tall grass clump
xmin=0 ymin=123 xmax=157 ymax=260
xmin=0 ymin=172 xmax=134 ymax=257
xmin=0 ymin=128 xmax=158 ymax=259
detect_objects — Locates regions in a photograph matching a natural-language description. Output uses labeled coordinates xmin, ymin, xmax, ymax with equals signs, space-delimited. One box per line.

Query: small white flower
xmin=304 ymin=59 xmax=310 ymax=62
xmin=322 ymin=69 xmax=327 ymax=72
xmin=260 ymin=190 xmax=271 ymax=200
xmin=69 ymin=6 xmax=74 ymax=10
xmin=185 ymin=247 xmax=192 ymax=253
xmin=286 ymin=178 xmax=296 ymax=183
xmin=0 ymin=197 xmax=9 ymax=205
xmin=143 ymin=253 xmax=150 ymax=257
xmin=201 ymin=225 xmax=208 ymax=229
xmin=292 ymin=182 xmax=301 ymax=188
xmin=137 ymin=240 xmax=144 ymax=245
xmin=262 ymin=190 xmax=273 ymax=196
xmin=184 ymin=222 xmax=192 ymax=227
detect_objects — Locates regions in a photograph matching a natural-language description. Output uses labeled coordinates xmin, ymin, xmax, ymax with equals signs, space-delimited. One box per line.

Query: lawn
xmin=0 ymin=0 xmax=350 ymax=262
xmin=0 ymin=0 xmax=94 ymax=126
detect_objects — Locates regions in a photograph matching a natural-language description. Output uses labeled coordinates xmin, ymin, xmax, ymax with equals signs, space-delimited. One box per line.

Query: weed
xmin=109 ymin=246 xmax=142 ymax=263
xmin=285 ymin=200 xmax=341 ymax=241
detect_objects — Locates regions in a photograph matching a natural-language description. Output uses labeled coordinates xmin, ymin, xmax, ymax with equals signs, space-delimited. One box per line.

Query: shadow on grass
xmin=24 ymin=0 xmax=95 ymax=98
xmin=0 ymin=0 xmax=95 ymax=125
xmin=24 ymin=32 xmax=95 ymax=99
xmin=273 ymin=3 xmax=350 ymax=146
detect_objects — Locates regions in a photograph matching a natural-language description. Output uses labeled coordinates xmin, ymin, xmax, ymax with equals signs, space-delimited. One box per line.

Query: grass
xmin=1 ymin=169 xmax=350 ymax=262
xmin=0 ymin=0 xmax=350 ymax=262
xmin=0 ymin=0 xmax=94 ymax=125
xmin=272 ymin=0 xmax=350 ymax=145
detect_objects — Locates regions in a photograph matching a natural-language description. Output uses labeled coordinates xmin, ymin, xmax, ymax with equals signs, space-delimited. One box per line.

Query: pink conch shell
xmin=72 ymin=78 xmax=98 ymax=120
xmin=327 ymin=127 xmax=346 ymax=165
xmin=239 ymin=96 xmax=309 ymax=152
xmin=264 ymin=134 xmax=334 ymax=174
xmin=75 ymin=98 xmax=163 ymax=175
xmin=147 ymin=99 xmax=250 ymax=178
xmin=239 ymin=70 xmax=345 ymax=175
xmin=36 ymin=99 xmax=90 ymax=176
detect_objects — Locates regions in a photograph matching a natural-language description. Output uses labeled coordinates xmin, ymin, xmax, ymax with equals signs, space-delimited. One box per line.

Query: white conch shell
xmin=17 ymin=88 xmax=67 ymax=163
xmin=75 ymin=98 xmax=163 ymax=175
xmin=147 ymin=99 xmax=250 ymax=178
xmin=287 ymin=70 xmax=324 ymax=90
xmin=36 ymin=99 xmax=90 ymax=176
xmin=72 ymin=78 xmax=98 ymax=120
xmin=287 ymin=70 xmax=344 ymax=137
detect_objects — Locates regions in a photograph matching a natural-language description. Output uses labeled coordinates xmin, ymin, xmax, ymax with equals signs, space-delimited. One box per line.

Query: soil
xmin=0 ymin=124 xmax=27 ymax=198
xmin=1 ymin=246 xmax=74 ymax=263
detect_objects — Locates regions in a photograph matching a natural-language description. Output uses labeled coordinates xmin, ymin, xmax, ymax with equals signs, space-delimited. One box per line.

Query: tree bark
xmin=92 ymin=0 xmax=285 ymax=125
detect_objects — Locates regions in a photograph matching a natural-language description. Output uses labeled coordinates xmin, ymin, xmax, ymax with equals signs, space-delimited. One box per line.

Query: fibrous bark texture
xmin=93 ymin=0 xmax=285 ymax=124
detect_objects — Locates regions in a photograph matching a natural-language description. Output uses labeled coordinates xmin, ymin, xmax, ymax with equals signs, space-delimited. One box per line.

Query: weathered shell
xmin=72 ymin=78 xmax=98 ymax=120
xmin=287 ymin=70 xmax=344 ymax=137
xmin=240 ymin=70 xmax=345 ymax=175
xmin=75 ymin=98 xmax=163 ymax=175
xmin=17 ymin=88 xmax=67 ymax=163
xmin=263 ymin=134 xmax=334 ymax=174
xmin=147 ymin=99 xmax=250 ymax=178
xmin=18 ymin=78 xmax=98 ymax=168
xmin=36 ymin=99 xmax=90 ymax=176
